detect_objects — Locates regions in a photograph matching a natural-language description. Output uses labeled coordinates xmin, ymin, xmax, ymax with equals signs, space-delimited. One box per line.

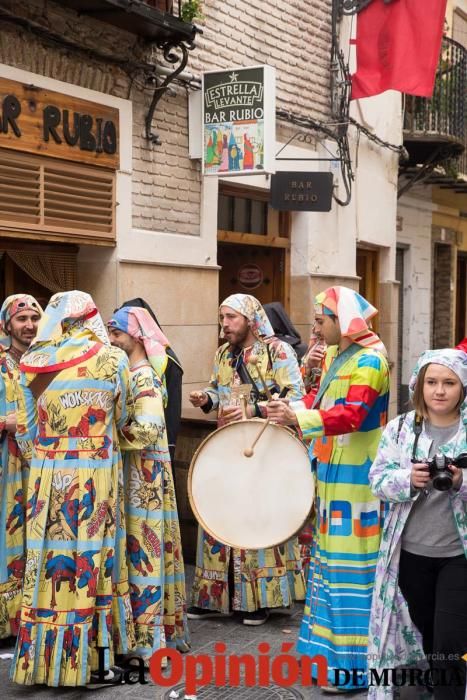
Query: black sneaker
xmin=242 ymin=608 xmax=270 ymax=626
xmin=269 ymin=606 xmax=292 ymax=616
xmin=187 ymin=606 xmax=233 ymax=620
xmin=86 ymin=667 xmax=122 ymax=689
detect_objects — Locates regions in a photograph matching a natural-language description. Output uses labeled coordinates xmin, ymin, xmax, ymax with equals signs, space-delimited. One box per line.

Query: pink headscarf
xmin=314 ymin=286 xmax=387 ymax=355
xmin=107 ymin=306 xmax=169 ymax=380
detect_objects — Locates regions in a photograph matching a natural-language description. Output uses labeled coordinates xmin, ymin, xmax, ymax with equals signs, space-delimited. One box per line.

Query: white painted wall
xmin=397 ymin=192 xmax=434 ymax=384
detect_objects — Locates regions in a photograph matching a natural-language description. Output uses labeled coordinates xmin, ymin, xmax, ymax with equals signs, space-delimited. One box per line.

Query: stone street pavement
xmin=0 ymin=565 xmax=367 ymax=700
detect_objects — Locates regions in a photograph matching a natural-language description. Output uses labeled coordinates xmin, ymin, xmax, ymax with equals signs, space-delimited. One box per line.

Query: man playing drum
xmin=188 ymin=293 xmax=306 ymax=626
xmin=267 ymin=286 xmax=390 ymax=690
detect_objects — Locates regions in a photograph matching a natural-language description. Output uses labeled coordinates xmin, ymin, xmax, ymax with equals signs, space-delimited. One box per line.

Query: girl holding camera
xmin=368 ymin=349 xmax=467 ymax=700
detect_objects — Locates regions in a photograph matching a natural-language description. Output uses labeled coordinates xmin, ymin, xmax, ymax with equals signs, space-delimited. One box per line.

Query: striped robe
xmin=295 ymin=344 xmax=389 ymax=688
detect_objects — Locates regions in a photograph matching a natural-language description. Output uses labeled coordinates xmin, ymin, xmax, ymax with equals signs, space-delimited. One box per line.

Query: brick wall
xmin=131 ymin=88 xmax=202 ymax=234
xmin=133 ymin=0 xmax=334 ymax=234
xmin=0 ymin=0 xmax=134 ymax=96
xmin=0 ymin=0 xmax=333 ymax=237
xmin=192 ymin=0 xmax=333 ymax=123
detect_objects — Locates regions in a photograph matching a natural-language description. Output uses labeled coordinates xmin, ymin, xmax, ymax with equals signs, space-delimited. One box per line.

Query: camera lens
xmin=432 ymin=472 xmax=453 ymax=491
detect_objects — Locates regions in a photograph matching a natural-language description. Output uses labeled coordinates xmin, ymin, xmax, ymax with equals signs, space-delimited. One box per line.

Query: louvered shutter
xmin=0 ymin=149 xmax=115 ymax=243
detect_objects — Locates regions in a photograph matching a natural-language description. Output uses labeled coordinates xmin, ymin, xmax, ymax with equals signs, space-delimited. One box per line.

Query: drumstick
xmin=249 ymin=356 xmax=273 ymax=401
xmin=244 ymin=419 xmax=270 ymax=458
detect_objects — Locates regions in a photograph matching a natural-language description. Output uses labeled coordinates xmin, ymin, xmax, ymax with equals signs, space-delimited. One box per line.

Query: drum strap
xmin=312 ymin=343 xmax=361 ymax=408
xmin=231 ymin=350 xmax=261 ymax=401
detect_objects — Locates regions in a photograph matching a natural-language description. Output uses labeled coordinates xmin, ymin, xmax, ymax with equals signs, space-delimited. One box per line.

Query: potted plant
xmin=181 ymin=0 xmax=203 ymax=23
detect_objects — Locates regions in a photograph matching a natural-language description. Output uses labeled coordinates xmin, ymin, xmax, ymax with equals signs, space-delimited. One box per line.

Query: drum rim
xmin=187 ymin=418 xmax=314 ymax=550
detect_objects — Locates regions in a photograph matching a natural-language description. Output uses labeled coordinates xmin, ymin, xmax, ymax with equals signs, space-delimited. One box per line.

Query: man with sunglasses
xmin=0 ymin=294 xmax=43 ymax=639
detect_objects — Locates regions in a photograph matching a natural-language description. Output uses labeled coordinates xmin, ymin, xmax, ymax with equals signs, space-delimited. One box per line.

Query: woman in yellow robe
xmin=11 ymin=291 xmax=135 ymax=687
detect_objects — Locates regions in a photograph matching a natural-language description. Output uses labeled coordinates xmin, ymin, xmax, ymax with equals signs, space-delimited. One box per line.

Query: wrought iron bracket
xmin=275 ymin=130 xmax=341 ymax=161
xmin=339 ymin=0 xmax=395 ymax=15
xmin=397 ymin=145 xmax=456 ymax=199
xmin=339 ymin=0 xmax=374 ymax=15
xmin=145 ymin=38 xmax=195 ymax=145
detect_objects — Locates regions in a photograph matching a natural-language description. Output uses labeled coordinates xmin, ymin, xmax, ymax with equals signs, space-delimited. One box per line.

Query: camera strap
xmin=411 ymin=414 xmax=423 ymax=461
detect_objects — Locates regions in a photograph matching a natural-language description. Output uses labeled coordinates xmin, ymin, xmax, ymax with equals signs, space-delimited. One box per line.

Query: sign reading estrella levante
xmin=202 ymin=65 xmax=275 ymax=176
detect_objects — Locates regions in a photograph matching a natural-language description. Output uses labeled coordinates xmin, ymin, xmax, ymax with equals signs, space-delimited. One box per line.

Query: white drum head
xmin=188 ymin=419 xmax=314 ymax=549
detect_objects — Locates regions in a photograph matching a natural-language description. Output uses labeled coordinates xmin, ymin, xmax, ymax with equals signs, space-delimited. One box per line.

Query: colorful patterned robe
xmin=191 ymin=338 xmax=306 ymax=613
xmin=367 ymin=409 xmax=467 ymax=699
xmin=0 ymin=349 xmax=30 ymax=639
xmin=294 ymin=344 xmax=389 ymax=687
xmin=11 ymin=345 xmax=136 ymax=686
xmin=120 ymin=361 xmax=189 ymax=659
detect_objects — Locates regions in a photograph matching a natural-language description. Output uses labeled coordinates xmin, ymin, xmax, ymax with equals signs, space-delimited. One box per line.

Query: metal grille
xmin=164 ymin=685 xmax=305 ymax=699
xmin=404 ymin=37 xmax=466 ymax=145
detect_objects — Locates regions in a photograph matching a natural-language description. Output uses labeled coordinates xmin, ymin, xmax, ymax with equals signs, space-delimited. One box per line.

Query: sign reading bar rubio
xmin=202 ymin=65 xmax=275 ymax=176
xmin=0 ymin=76 xmax=119 ymax=169
xmin=270 ymin=172 xmax=334 ymax=212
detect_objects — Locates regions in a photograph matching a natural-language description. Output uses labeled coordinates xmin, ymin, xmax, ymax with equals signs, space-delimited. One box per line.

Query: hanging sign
xmin=270 ymin=172 xmax=333 ymax=211
xmin=0 ymin=76 xmax=119 ymax=169
xmin=202 ymin=65 xmax=275 ymax=176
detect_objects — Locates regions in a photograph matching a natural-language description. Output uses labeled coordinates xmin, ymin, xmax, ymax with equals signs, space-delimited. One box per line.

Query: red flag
xmin=351 ymin=0 xmax=448 ymax=100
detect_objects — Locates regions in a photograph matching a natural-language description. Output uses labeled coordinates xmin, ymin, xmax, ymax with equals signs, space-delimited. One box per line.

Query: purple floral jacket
xmin=367 ymin=409 xmax=467 ymax=699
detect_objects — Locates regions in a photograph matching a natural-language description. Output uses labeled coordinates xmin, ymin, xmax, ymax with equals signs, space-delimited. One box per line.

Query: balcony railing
xmin=143 ymin=1 xmax=181 ymax=18
xmin=403 ymin=36 xmax=466 ymax=171
xmin=55 ymin=0 xmax=198 ymax=43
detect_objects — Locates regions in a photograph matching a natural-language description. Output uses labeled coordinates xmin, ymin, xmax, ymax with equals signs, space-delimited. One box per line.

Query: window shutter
xmin=0 ymin=154 xmax=41 ymax=225
xmin=0 ymin=149 xmax=115 ymax=243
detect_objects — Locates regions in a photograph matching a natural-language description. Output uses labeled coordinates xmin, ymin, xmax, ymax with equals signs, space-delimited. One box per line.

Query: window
xmin=217 ymin=185 xmax=289 ymax=242
xmin=218 ymin=193 xmax=268 ymax=235
xmin=0 ymin=149 xmax=115 ymax=243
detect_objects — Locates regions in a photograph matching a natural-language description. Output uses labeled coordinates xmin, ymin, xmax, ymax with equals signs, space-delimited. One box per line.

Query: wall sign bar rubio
xmin=202 ymin=65 xmax=276 ymax=176
xmin=0 ymin=76 xmax=119 ymax=168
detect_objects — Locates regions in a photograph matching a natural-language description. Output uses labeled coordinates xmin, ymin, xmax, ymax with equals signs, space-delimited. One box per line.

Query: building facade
xmin=0 ymin=0 xmax=406 ymax=415
xmin=9 ymin=0 xmax=467 ymax=556
xmin=396 ymin=0 xmax=467 ymax=409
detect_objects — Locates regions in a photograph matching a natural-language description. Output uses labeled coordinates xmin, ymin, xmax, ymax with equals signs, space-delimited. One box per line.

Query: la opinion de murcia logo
xmin=205 ymin=71 xmax=263 ymax=111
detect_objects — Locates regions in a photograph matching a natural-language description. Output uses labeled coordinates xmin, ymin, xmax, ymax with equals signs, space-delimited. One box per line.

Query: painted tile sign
xmin=202 ymin=65 xmax=275 ymax=176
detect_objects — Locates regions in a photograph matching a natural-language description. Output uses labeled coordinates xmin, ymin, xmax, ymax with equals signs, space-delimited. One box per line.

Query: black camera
xmin=426 ymin=453 xmax=467 ymax=491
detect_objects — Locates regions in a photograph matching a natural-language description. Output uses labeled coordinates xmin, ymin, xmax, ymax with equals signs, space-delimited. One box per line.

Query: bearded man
xmin=0 ymin=294 xmax=42 ymax=638
xmin=188 ymin=293 xmax=306 ymax=626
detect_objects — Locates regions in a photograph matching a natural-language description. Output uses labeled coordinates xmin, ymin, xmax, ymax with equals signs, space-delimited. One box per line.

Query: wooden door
xmin=218 ymin=243 xmax=284 ymax=306
xmin=357 ymin=247 xmax=379 ymax=332
xmin=456 ymin=253 xmax=467 ymax=344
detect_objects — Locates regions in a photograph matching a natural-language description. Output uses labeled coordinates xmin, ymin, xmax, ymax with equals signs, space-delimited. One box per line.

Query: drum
xmin=188 ymin=418 xmax=314 ymax=550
